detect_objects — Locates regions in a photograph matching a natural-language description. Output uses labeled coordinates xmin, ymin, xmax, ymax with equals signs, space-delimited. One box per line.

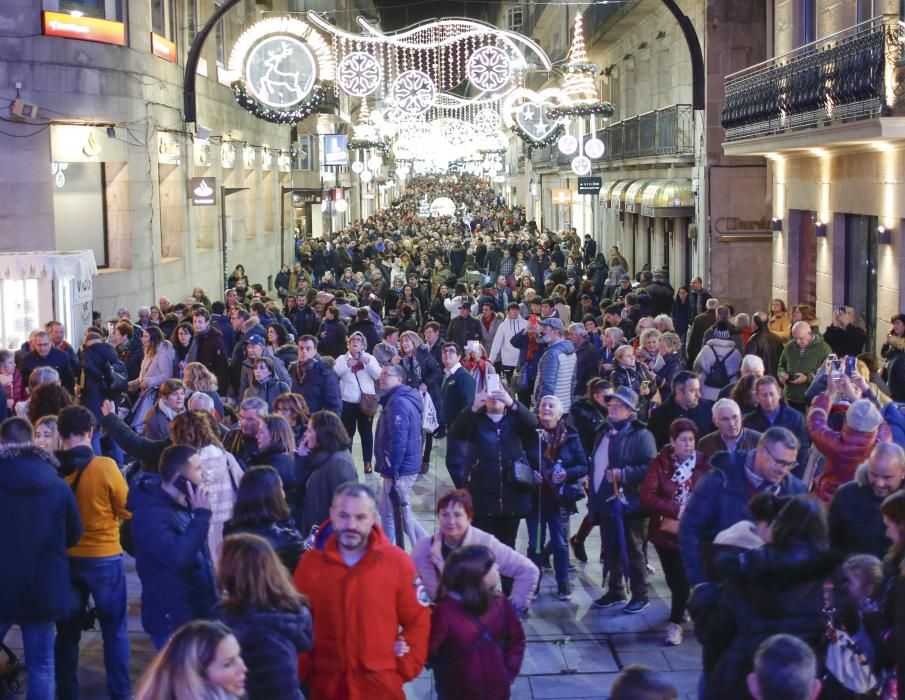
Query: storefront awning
xmin=608 ymin=180 xmax=636 ymax=211
xmin=624 ymin=180 xmax=653 ymax=214
xmin=599 ymin=180 xmax=619 ymax=204
xmin=640 ymin=179 xmax=695 ymax=218
xmin=0 ymin=250 xmax=97 ymax=281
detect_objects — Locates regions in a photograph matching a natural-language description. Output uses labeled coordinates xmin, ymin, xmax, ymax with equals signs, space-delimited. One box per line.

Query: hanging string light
xmin=548 ymin=12 xmax=615 ymax=120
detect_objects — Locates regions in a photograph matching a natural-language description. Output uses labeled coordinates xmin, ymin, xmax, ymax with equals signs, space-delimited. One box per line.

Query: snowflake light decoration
xmin=571 ymin=155 xmax=591 ymax=175
xmin=473 ymin=108 xmax=502 ymax=135
xmin=466 ymin=46 xmax=512 ymax=93
xmin=337 ymin=51 xmax=382 ymax=97
xmin=585 ymin=137 xmax=605 ymax=159
xmin=391 ymin=70 xmax=436 ymax=115
xmin=438 ymin=118 xmax=473 ymax=147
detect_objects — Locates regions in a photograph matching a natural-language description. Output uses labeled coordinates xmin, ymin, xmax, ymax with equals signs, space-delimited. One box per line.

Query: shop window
xmin=844 ymin=214 xmax=878 ymax=352
xmin=53 ymin=162 xmax=108 ymax=268
xmin=151 ymin=0 xmax=175 ymax=39
xmin=214 ymin=0 xmax=225 ymax=66
xmin=53 ymin=0 xmax=123 ymax=21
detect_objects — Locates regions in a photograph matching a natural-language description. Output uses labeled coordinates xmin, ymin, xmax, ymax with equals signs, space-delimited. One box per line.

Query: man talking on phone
xmin=126 ymin=445 xmax=217 ymax=650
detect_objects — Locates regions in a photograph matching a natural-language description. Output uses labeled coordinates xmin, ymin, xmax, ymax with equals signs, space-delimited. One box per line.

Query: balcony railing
xmin=721 ymin=16 xmax=904 ymax=142
xmin=528 ymin=104 xmax=693 ymax=169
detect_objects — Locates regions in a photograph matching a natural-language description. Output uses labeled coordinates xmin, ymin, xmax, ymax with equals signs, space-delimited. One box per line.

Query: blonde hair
xmin=34 ymin=415 xmax=61 ymax=452
xmin=183 ymin=362 xmax=218 ymax=392
xmin=842 ymin=554 xmax=884 ymax=592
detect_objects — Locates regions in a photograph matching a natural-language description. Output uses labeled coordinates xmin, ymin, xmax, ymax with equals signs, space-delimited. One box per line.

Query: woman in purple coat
xmin=428 ymin=545 xmax=526 ymax=700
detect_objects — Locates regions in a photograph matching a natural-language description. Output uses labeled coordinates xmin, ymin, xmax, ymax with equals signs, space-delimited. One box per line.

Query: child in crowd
xmin=610 ymin=664 xmax=678 ymax=700
xmin=216 ymin=533 xmax=312 ymax=700
xmin=429 ymin=545 xmax=525 ymax=700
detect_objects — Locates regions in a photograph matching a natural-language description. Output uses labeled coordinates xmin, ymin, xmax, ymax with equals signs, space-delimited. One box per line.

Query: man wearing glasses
xmin=678 ymin=426 xmax=807 ymax=586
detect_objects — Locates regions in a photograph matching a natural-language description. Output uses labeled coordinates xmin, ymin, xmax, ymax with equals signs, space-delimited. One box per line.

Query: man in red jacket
xmin=294 ymin=482 xmax=430 ymax=699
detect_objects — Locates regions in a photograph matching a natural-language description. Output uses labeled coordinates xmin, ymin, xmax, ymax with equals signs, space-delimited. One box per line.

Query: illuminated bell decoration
xmin=367 ymin=156 xmax=383 ymax=171
xmin=557 ymin=134 xmax=578 ymax=155
xmin=351 ymin=161 xmax=365 ymax=173
xmin=585 ymin=137 xmax=605 ymax=159
xmin=360 ymin=170 xmax=373 ymax=183
xmin=334 ymin=198 xmax=348 ymax=213
xmin=571 ymin=155 xmax=591 ymax=175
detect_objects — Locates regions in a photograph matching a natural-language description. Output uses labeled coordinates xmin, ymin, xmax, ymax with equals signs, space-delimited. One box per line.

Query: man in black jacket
xmin=127 ymin=445 xmax=216 ymax=649
xmin=21 ymin=330 xmax=76 ymax=394
xmin=743 ymin=376 xmax=810 ymax=477
xmin=647 ymin=372 xmax=715 ymax=449
xmin=441 ymin=342 xmax=476 ymax=488
xmin=569 ymin=323 xmax=600 ymax=399
xmin=445 ymin=299 xmax=482 ymax=349
xmin=828 ymin=443 xmax=905 ymax=558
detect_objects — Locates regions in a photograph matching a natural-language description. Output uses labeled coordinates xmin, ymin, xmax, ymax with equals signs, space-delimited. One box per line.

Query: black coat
xmin=828 ymin=468 xmax=897 ymax=559
xmin=706 ymin=542 xmax=841 ymax=700
xmin=573 ymin=340 xmax=601 ymax=398
xmin=296 ymin=448 xmax=358 ymax=535
xmin=126 ymin=472 xmax=217 ymax=637
xmin=569 ymin=399 xmax=607 ymax=455
xmin=743 ymin=403 xmax=810 ymax=477
xmin=317 ymin=318 xmax=347 ymax=359
xmin=223 ymin=517 xmax=304 ymax=574
xmin=80 ymin=341 xmax=122 ymax=420
xmin=450 ymin=402 xmax=538 ymax=518
xmin=250 ymin=445 xmax=298 ymax=502
xmin=400 ymin=345 xmax=445 ymax=424
xmin=347 ymin=319 xmax=380 ymax=352
xmin=587 ymin=419 xmax=657 ymax=515
xmin=446 ymin=315 xmax=482 ymax=349
xmin=219 ymin=606 xmax=312 ymax=700
xmin=647 ymin=397 xmax=715 ymax=449
xmin=824 ymin=324 xmax=867 ymax=359
xmin=0 ymin=444 xmax=82 ymax=624
xmin=288 ymin=357 xmax=342 ymax=416
xmin=101 ymin=412 xmax=170 ymax=472
xmin=429 ymin=296 xmax=451 ymax=326
xmin=21 ymin=346 xmax=76 ymax=394
xmin=744 ymin=329 xmax=785 ymax=377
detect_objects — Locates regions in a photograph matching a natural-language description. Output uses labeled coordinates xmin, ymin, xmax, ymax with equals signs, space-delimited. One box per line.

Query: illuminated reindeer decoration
xmin=258 ymin=42 xmax=303 ymax=102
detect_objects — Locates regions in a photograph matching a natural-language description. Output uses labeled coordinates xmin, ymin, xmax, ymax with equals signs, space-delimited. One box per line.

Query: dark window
xmin=801 ymin=0 xmax=817 ymax=45
xmin=53 ymin=162 xmax=108 ymax=268
xmin=844 ymin=214 xmax=878 ymax=352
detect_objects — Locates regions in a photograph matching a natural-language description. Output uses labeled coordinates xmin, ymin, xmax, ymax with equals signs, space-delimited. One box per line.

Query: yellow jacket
xmin=64 ymin=454 xmax=130 ymax=558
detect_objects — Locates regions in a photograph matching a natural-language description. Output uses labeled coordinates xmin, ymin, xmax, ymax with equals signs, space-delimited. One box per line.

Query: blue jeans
xmin=527 ymin=506 xmax=570 ymax=585
xmin=55 ymin=554 xmax=131 ymax=700
xmin=0 ymin=622 xmax=56 ymax=700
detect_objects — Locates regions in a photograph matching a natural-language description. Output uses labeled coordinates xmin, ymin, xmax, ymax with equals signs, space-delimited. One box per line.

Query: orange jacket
xmin=294 ymin=524 xmax=430 ymax=700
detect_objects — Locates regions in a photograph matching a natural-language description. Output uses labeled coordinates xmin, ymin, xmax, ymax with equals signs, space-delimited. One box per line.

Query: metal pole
xmin=220 ymin=186 xmax=229 ymax=293
xmin=658 ymin=0 xmax=705 ymax=111
xmin=183 ymin=0 xmax=243 ymax=124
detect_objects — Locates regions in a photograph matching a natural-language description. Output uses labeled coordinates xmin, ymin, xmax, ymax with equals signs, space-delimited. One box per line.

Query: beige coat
xmin=197 ymin=444 xmax=244 ymax=567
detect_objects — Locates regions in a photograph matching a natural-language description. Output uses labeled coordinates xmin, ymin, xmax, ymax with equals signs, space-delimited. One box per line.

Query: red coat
xmin=428 ymin=595 xmax=525 ymax=700
xmin=293 ymin=524 xmax=430 ymax=700
xmin=639 ymin=446 xmax=710 ymax=550
xmin=808 ymin=393 xmax=891 ymax=503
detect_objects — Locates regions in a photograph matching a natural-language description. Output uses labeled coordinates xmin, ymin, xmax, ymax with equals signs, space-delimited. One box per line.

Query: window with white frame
xmin=507 ymin=6 xmax=523 ymax=32
xmin=151 ymin=0 xmax=175 ymax=39
xmin=51 ymin=0 xmax=123 ymax=21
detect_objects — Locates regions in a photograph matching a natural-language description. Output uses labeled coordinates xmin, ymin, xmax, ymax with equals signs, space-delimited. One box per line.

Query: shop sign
xmin=324 ymin=134 xmax=348 ymax=166
xmin=157 ymin=132 xmax=181 ymax=165
xmin=577 ymin=177 xmax=602 ymax=195
xmin=42 ymin=11 xmax=126 ymax=46
xmin=715 ymin=216 xmax=772 ymax=235
xmin=151 ymin=33 xmax=177 ymax=62
xmin=51 ymin=124 xmax=126 ymax=163
xmin=293 ymin=191 xmax=322 ymax=204
xmin=73 ymin=274 xmax=93 ymax=304
xmin=189 ymin=177 xmax=216 ymax=206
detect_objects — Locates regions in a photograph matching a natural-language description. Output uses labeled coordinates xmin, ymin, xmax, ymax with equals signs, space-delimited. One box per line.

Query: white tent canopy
xmin=0 ymin=250 xmax=97 ymax=281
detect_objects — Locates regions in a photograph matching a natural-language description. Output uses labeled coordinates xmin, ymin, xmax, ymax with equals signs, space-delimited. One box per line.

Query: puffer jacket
xmin=533 ymin=339 xmax=577 ymax=411
xmin=807 ymin=392 xmax=891 ymax=503
xmin=883 ymin=401 xmax=905 ymax=446
xmin=374 ymin=384 xmax=424 ymax=478
xmin=239 ymin=353 xmax=291 ymax=401
xmin=704 ymin=541 xmax=842 ymax=700
xmin=288 ymin=356 xmax=342 ymax=415
xmin=126 ymin=472 xmax=217 ymax=637
xmin=400 ymin=345 xmax=444 ymax=425
xmin=611 ymin=361 xmax=656 ymax=417
xmin=537 ymin=419 xmax=588 ymax=514
xmin=654 ymin=351 xmax=686 ymax=402
xmin=777 ymin=334 xmax=832 ymax=405
xmin=639 ymin=446 xmax=709 ymax=550
xmin=296 ymin=448 xmax=358 ymax=536
xmin=450 ymin=402 xmax=538 ymax=518
xmin=693 ymin=338 xmax=742 ymax=402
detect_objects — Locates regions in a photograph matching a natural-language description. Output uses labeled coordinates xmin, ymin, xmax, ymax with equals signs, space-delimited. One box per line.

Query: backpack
xmin=704 ymin=346 xmax=734 ymax=389
xmin=103 ymin=358 xmax=129 ymax=398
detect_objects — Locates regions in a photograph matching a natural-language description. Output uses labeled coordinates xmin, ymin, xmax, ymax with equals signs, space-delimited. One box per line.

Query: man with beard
xmin=294 ymin=482 xmax=430 ymax=699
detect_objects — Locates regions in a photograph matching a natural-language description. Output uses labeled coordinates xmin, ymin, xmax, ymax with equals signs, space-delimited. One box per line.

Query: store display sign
xmin=42 ymin=11 xmax=126 ymax=46
xmin=295 ymin=134 xmax=313 ymax=170
xmin=577 ymin=177 xmax=602 ymax=195
xmin=324 ymin=135 xmax=348 ymax=166
xmin=189 ymin=177 xmax=216 ymax=206
xmin=151 ymin=33 xmax=177 ymax=62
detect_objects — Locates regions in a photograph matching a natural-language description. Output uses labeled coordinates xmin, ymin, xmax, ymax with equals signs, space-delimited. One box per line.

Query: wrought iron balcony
xmin=721 ymin=16 xmax=904 ymax=142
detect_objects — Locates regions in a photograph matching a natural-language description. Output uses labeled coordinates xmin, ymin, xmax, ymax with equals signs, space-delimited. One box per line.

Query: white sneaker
xmin=664 ymin=623 xmax=683 ymax=646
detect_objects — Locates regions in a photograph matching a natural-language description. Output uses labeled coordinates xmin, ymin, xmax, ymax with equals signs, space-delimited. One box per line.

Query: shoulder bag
xmin=354 ymin=369 xmax=379 ymax=417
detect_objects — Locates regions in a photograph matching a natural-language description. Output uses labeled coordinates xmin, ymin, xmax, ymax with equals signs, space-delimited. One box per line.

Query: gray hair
xmin=539 ymin=395 xmax=563 ymax=412
xmin=332 ymin=481 xmax=377 ymax=507
xmin=568 ymin=323 xmax=587 ymax=338
xmin=711 ymin=398 xmax=741 ymax=419
xmin=653 ymin=314 xmax=675 ymax=332
xmin=382 ymin=364 xmax=406 ymax=380
xmin=187 ymin=392 xmax=215 ymax=412
xmin=735 ymin=313 xmax=750 ymax=328
xmin=715 ymin=305 xmax=731 ymax=322
xmin=705 ymin=298 xmax=720 ymax=311
xmin=740 ymin=355 xmax=765 ymax=375
xmin=29 ymin=365 xmax=60 ymax=390
xmin=870 ymin=441 xmax=905 ymax=469
xmin=239 ymin=397 xmax=269 ymax=416
xmin=791 ymin=320 xmax=812 ymax=336
xmin=639 ymin=328 xmax=661 ymax=345
xmin=752 ymin=635 xmax=817 ymax=700
xmin=137 ymin=306 xmax=151 ymax=317
xmin=603 ymin=327 xmax=625 ymax=342
xmin=759 ymin=426 xmax=800 ymax=453
xmin=659 ymin=332 xmax=682 ymax=353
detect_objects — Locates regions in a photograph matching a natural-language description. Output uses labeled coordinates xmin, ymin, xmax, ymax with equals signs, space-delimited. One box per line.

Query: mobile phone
xmin=844 ymin=356 xmax=857 ymax=377
xmin=486 ymin=373 xmax=501 ymax=394
xmin=173 ymin=475 xmax=191 ymax=497
xmin=641 ymin=380 xmax=651 ymax=390
xmin=837 ymin=306 xmax=847 ymax=316
xmin=529 ymin=313 xmax=538 ymax=325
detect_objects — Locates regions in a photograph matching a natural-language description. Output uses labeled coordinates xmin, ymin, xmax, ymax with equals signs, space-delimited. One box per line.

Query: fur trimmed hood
xmin=0 ymin=442 xmax=58 ymax=468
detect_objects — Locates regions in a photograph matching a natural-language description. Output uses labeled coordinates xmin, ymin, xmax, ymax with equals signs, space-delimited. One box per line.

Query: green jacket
xmin=777 ymin=334 xmax=831 ymax=404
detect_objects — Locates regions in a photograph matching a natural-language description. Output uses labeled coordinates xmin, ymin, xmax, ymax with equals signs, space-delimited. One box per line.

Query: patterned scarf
xmin=670 ymin=451 xmax=697 ymax=506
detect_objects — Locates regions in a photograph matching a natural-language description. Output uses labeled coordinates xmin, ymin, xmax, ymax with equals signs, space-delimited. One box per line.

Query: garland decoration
xmin=232 ymin=80 xmax=328 ymax=125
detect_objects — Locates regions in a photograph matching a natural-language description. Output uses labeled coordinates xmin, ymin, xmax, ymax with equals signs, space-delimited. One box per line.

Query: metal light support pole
xmin=184 ymin=0 xmax=243 ymax=124
xmin=220 ymin=186 xmax=248 ymax=293
xmin=658 ymin=0 xmax=704 ymax=112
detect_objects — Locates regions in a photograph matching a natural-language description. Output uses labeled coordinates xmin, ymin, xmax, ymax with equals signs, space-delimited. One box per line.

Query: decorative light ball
xmin=334 ymin=199 xmax=348 ymax=213
xmin=367 ymin=156 xmax=383 ymax=171
xmin=585 ymin=138 xmax=605 ymax=159
xmin=557 ymin=134 xmax=578 ymax=155
xmin=571 ymin=155 xmax=592 ymax=176
xmin=351 ymin=161 xmax=365 ymax=174
xmin=360 ymin=170 xmax=373 ymax=183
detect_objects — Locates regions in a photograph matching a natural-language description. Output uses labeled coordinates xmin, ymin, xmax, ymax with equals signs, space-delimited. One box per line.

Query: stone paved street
xmin=2 ymin=437 xmax=702 ymax=699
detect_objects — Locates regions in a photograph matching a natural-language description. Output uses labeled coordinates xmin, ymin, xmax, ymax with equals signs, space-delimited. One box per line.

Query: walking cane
xmin=534 ymin=427 xmax=546 ymax=556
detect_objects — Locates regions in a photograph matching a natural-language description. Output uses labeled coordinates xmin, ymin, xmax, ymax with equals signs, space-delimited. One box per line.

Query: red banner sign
xmin=151 ymin=33 xmax=176 ymax=62
xmin=42 ymin=11 xmax=125 ymax=46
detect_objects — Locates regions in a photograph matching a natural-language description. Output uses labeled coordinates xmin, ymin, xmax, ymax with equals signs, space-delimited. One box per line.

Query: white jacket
xmin=489 ymin=315 xmax=528 ymax=366
xmin=333 ymin=351 xmax=381 ymax=403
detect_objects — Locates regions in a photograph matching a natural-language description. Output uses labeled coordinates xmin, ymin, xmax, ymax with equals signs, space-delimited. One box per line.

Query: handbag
xmin=510 ymin=457 xmax=534 ymax=489
xmin=659 ymin=516 xmax=681 ymax=535
xmin=510 ymin=365 xmax=529 ymax=393
xmin=354 ymin=370 xmax=379 ymax=417
xmin=822 ymin=582 xmax=878 ymax=694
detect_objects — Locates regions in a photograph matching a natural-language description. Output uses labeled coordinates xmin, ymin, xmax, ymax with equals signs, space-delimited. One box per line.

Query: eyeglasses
xmin=761 ymin=444 xmax=797 ymax=470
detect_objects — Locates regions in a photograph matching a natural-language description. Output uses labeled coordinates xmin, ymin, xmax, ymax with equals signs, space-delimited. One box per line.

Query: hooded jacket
xmin=375 ymin=384 xmax=424 ymax=478
xmin=0 ymin=443 xmax=82 ymax=623
xmin=533 ymin=338 xmax=577 ymax=411
xmin=293 ymin=524 xmax=431 ymax=700
xmin=807 ymin=392 xmax=891 ymax=502
xmin=289 ymin=356 xmax=342 ymax=415
xmin=126 ymin=472 xmax=217 ymax=637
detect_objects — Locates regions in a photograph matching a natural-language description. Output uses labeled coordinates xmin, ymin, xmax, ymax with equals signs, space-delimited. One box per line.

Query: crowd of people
xmin=1 ymin=173 xmax=904 ymax=699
